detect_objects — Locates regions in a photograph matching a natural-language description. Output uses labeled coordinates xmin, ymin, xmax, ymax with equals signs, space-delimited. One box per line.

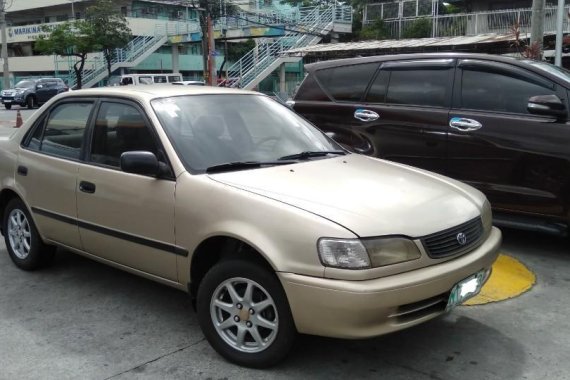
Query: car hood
xmin=208 ymin=154 xmax=483 ymax=237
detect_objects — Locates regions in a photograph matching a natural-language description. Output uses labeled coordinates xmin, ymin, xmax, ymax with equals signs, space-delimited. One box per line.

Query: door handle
xmin=79 ymin=181 xmax=96 ymax=194
xmin=354 ymin=109 xmax=379 ymax=122
xmin=449 ymin=117 xmax=483 ymax=132
xmin=17 ymin=166 xmax=28 ymax=176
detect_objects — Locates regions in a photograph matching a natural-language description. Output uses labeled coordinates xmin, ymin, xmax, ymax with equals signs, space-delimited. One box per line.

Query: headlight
xmin=317 ymin=238 xmax=370 ymax=269
xmin=362 ymin=237 xmax=421 ymax=267
xmin=317 ymin=237 xmax=421 ymax=269
xmin=481 ymin=199 xmax=493 ymax=236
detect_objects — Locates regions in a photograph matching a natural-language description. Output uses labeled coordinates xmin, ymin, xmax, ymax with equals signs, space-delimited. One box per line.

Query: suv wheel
xmin=197 ymin=260 xmax=296 ymax=368
xmin=26 ymin=96 xmax=36 ymax=109
xmin=3 ymin=198 xmax=55 ymax=270
xmin=4 ymin=104 xmax=11 ymax=110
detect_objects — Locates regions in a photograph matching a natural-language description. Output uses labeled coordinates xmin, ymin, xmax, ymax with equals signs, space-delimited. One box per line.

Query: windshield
xmin=14 ymin=80 xmax=35 ymax=89
xmin=152 ymin=94 xmax=343 ymax=172
xmin=524 ymin=60 xmax=570 ymax=84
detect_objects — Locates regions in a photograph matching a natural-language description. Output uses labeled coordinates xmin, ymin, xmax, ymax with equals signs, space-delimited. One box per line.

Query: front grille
xmin=421 ymin=217 xmax=483 ymax=258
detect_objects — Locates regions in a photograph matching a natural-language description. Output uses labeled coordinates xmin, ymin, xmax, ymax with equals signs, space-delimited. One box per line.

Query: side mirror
xmin=36 ymin=84 xmax=43 ymax=89
xmin=120 ymin=151 xmax=161 ymax=176
xmin=527 ymin=95 xmax=567 ymax=118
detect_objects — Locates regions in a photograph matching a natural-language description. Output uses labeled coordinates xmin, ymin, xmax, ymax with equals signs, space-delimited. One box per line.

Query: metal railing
xmin=221 ymin=5 xmax=349 ymax=89
xmin=365 ymin=3 xmax=570 ymax=39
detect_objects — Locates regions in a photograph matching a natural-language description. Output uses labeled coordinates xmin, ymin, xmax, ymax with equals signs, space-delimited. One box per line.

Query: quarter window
xmin=386 ymin=68 xmax=451 ymax=108
xmin=461 ymin=69 xmax=556 ymax=114
xmin=29 ymin=102 xmax=93 ymax=159
xmin=316 ymin=63 xmax=378 ymax=101
xmin=90 ymin=102 xmax=158 ymax=168
xmin=365 ymin=70 xmax=390 ymax=103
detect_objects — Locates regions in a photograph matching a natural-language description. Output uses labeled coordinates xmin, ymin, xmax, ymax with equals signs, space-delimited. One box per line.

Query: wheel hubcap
xmin=210 ymin=277 xmax=279 ymax=353
xmin=7 ymin=209 xmax=32 ymax=260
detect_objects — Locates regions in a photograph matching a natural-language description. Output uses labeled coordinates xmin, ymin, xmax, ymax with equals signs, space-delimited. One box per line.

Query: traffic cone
xmin=15 ymin=110 xmax=23 ymax=128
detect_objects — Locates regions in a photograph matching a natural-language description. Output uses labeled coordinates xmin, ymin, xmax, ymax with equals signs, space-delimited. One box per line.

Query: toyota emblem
xmin=456 ymin=232 xmax=467 ymax=245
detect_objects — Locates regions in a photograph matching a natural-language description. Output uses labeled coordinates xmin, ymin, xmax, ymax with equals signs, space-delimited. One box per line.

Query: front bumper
xmin=279 ymin=226 xmax=501 ymax=339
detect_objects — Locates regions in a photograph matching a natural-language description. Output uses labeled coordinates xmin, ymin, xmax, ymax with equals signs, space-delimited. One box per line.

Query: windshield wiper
xmin=206 ymin=161 xmax=295 ymax=174
xmin=278 ymin=150 xmax=346 ymax=161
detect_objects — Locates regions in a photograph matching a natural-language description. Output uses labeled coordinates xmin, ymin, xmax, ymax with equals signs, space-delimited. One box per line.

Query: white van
xmin=120 ymin=73 xmax=183 ymax=86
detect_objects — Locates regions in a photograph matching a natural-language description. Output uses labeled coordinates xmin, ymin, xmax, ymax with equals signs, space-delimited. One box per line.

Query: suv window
xmin=461 ymin=68 xmax=557 ymax=114
xmin=90 ymin=102 xmax=158 ymax=168
xmin=315 ymin=63 xmax=378 ymax=101
xmin=386 ymin=68 xmax=452 ymax=107
xmin=365 ymin=70 xmax=390 ymax=103
xmin=28 ymin=102 xmax=93 ymax=159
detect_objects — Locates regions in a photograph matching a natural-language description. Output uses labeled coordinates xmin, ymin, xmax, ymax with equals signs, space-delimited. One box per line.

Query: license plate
xmin=3 ymin=100 xmax=11 ymax=103
xmin=446 ymin=270 xmax=488 ymax=311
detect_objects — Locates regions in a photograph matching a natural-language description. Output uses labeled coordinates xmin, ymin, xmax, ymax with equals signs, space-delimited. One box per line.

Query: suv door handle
xmin=354 ymin=109 xmax=379 ymax=122
xmin=79 ymin=181 xmax=96 ymax=194
xmin=449 ymin=117 xmax=483 ymax=131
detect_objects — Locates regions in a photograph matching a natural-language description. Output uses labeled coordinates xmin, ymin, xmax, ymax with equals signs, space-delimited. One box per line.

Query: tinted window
xmin=294 ymin=73 xmax=330 ymax=101
xmin=34 ymin=102 xmax=93 ymax=159
xmin=386 ymin=68 xmax=451 ymax=107
xmin=90 ymin=102 xmax=158 ymax=168
xmin=154 ymin=76 xmax=167 ymax=83
xmin=461 ymin=69 xmax=556 ymax=114
xmin=138 ymin=76 xmax=153 ymax=84
xmin=365 ymin=70 xmax=390 ymax=103
xmin=316 ymin=63 xmax=378 ymax=101
xmin=168 ymin=75 xmax=182 ymax=83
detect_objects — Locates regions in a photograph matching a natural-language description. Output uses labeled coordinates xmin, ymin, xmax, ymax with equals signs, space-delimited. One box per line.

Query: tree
xmin=35 ymin=21 xmax=101 ymax=89
xmin=86 ymin=0 xmax=132 ymax=78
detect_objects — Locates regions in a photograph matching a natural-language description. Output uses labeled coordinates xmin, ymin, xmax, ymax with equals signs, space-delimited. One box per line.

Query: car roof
xmin=58 ymin=85 xmax=258 ymax=102
xmin=304 ymin=52 xmax=570 ymax=87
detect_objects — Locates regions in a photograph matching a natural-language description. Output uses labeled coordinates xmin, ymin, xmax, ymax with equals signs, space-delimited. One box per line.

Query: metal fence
xmin=365 ymin=3 xmax=570 ymax=39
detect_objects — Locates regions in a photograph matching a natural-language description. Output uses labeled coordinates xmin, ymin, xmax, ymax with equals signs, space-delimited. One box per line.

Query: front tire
xmin=4 ymin=104 xmax=11 ymax=110
xmin=26 ymin=96 xmax=35 ymax=109
xmin=197 ymin=260 xmax=296 ymax=368
xmin=3 ymin=198 xmax=55 ymax=270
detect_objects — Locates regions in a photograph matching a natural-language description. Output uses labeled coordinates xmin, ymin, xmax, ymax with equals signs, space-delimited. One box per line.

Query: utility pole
xmin=0 ymin=0 xmax=10 ymax=90
xmin=530 ymin=0 xmax=545 ymax=57
xmin=554 ymin=0 xmax=564 ymax=66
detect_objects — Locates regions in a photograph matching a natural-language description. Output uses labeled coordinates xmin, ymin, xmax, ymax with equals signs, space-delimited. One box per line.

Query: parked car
xmin=0 ymin=86 xmax=500 ymax=367
xmin=1 ymin=78 xmax=69 ymax=109
xmin=119 ymin=73 xmax=183 ymax=85
xmin=172 ymin=80 xmax=205 ymax=86
xmin=292 ymin=53 xmax=570 ymax=236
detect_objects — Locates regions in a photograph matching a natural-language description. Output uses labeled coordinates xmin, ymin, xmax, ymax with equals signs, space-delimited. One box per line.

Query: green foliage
xmin=227 ymin=39 xmax=256 ymax=62
xmin=359 ymin=18 xmax=390 ymax=40
xmin=86 ymin=0 xmax=132 ymax=77
xmin=402 ymin=18 xmax=432 ymax=38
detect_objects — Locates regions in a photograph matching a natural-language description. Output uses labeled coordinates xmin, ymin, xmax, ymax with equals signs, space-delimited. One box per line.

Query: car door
xmin=76 ymin=99 xmax=178 ymax=281
xmin=447 ymin=59 xmax=570 ymax=218
xmin=35 ymin=81 xmax=52 ymax=103
xmin=17 ymin=100 xmax=96 ymax=249
xmin=293 ymin=62 xmax=380 ymax=150
xmin=355 ymin=59 xmax=454 ymax=172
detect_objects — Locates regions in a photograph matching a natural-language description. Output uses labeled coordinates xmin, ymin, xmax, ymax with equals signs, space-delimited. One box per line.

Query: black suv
xmin=292 ymin=53 xmax=570 ymax=236
xmin=1 ymin=78 xmax=69 ymax=110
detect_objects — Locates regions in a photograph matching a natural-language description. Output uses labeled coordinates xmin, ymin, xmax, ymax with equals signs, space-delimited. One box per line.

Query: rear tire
xmin=3 ymin=198 xmax=55 ymax=270
xmin=4 ymin=104 xmax=11 ymax=110
xmin=197 ymin=260 xmax=296 ymax=368
xmin=26 ymin=96 xmax=35 ymax=109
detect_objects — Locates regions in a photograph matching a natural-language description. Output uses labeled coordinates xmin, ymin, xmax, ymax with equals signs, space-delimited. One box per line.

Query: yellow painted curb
xmin=463 ymin=253 xmax=536 ymax=306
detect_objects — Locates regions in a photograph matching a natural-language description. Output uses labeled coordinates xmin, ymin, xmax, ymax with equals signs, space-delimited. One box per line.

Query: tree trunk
xmin=200 ymin=13 xmax=208 ymax=82
xmin=104 ymin=49 xmax=113 ymax=78
xmin=74 ymin=53 xmax=86 ymax=89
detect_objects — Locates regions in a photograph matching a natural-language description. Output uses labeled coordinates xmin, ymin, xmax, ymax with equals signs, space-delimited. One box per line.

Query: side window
xmin=154 ymin=76 xmax=167 ymax=83
xmin=90 ymin=102 xmax=158 ymax=168
xmin=315 ymin=63 xmax=378 ymax=101
xmin=365 ymin=70 xmax=390 ymax=103
xmin=294 ymin=73 xmax=330 ymax=101
xmin=30 ymin=102 xmax=93 ymax=159
xmin=386 ymin=68 xmax=452 ymax=107
xmin=168 ymin=75 xmax=182 ymax=83
xmin=461 ymin=69 xmax=556 ymax=114
xmin=139 ymin=76 xmax=153 ymax=85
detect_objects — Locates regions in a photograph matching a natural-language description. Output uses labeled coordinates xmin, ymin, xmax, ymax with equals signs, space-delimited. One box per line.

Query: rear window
xmin=293 ymin=73 xmax=330 ymax=101
xmin=315 ymin=63 xmax=378 ymax=102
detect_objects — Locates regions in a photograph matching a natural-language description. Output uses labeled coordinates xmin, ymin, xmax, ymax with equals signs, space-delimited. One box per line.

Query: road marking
xmin=463 ymin=253 xmax=536 ymax=306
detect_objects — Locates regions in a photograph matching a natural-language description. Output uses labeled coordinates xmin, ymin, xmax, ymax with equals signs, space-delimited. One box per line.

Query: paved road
xmin=0 ymin=228 xmax=568 ymax=380
xmin=0 ymin=107 xmax=37 ymax=128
